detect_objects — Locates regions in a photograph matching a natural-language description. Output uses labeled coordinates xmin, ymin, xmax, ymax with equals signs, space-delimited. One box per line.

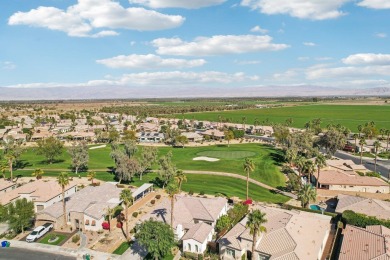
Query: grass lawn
xmin=13 ymin=143 xmax=286 ymax=188
xmin=113 ymin=241 xmax=132 ymax=255
xmin=39 ymin=233 xmax=68 ymax=246
xmin=174 ymin=104 xmax=390 ymax=131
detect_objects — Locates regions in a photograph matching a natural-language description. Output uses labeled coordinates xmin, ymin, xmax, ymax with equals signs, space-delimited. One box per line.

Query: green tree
xmin=297 ymin=184 xmax=316 ymax=208
xmin=174 ymin=170 xmax=187 ymax=192
xmin=303 ymin=160 xmax=315 ymax=185
xmin=243 ymin=158 xmax=255 ymax=200
xmin=120 ymin=189 xmax=134 ymax=241
xmin=286 ymin=172 xmax=301 ymax=192
xmin=67 ymin=141 xmax=89 ymax=175
xmin=352 ymin=133 xmax=359 ymax=151
xmin=246 ymin=209 xmax=267 ymax=260
xmin=139 ymin=146 xmax=158 ymax=180
xmin=37 ymin=136 xmax=64 ymax=164
xmin=314 ymin=154 xmax=327 ymax=188
xmin=122 ymin=130 xmax=137 ymax=141
xmin=124 ymin=140 xmax=138 ymax=158
xmin=0 ymin=204 xmax=7 ymax=222
xmin=295 ymin=156 xmax=306 ymax=176
xmin=0 ymin=161 xmax=7 ymax=179
xmin=224 ymin=130 xmax=235 ymax=147
xmin=174 ymin=135 xmax=188 ymax=147
xmin=359 ymin=137 xmax=366 ymax=165
xmin=87 ymin=171 xmax=96 ymax=185
xmin=317 ymin=128 xmax=346 ymax=156
xmin=115 ymin=155 xmax=140 ymax=184
xmin=158 ymin=151 xmax=176 ymax=188
xmin=6 ymin=198 xmax=35 ymax=233
xmin=216 ymin=215 xmax=231 ymax=234
xmin=285 ymin=148 xmax=297 ymax=167
xmin=31 ymin=168 xmax=44 ymax=180
xmin=373 ymin=140 xmax=381 ymax=173
xmin=2 ymin=136 xmax=24 ymax=181
xmin=135 ymin=219 xmax=175 ymax=260
xmin=166 ymin=182 xmax=179 ymax=229
xmin=108 ymin=128 xmax=120 ymax=143
xmin=57 ymin=172 xmax=70 ymax=228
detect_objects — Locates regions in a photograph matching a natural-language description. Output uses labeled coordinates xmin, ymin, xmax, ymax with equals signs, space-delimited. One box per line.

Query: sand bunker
xmin=89 ymin=145 xmax=106 ymax=150
xmin=193 ymin=156 xmax=220 ymax=162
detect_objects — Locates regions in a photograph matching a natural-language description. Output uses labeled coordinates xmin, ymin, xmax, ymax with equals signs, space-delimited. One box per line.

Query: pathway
xmin=78 ymin=231 xmax=87 ymax=249
xmin=183 ymin=170 xmax=297 ymax=199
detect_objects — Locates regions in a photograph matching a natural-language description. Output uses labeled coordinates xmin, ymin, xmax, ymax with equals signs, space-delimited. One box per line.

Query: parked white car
xmin=26 ymin=223 xmax=53 ymax=242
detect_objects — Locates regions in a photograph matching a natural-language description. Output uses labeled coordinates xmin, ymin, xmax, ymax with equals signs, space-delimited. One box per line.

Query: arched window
xmin=188 ymin=244 xmax=191 ymax=251
xmin=195 ymin=245 xmax=199 ymax=252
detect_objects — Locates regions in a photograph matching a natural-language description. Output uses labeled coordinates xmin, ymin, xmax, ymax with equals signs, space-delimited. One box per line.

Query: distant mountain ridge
xmin=0 ymin=85 xmax=389 ymax=100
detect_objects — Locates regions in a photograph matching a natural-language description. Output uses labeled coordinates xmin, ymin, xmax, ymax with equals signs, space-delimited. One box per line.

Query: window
xmin=195 ymin=245 xmax=199 ymax=252
xmin=91 ymin=220 xmax=96 ymax=226
xmin=85 ymin=219 xmax=90 ymax=225
xmin=258 ymin=255 xmax=270 ymax=260
xmin=188 ymin=244 xmax=191 ymax=251
xmin=226 ymin=248 xmax=235 ymax=257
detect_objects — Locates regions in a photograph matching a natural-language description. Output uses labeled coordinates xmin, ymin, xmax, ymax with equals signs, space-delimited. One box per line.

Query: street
xmin=0 ymin=248 xmax=76 ymax=260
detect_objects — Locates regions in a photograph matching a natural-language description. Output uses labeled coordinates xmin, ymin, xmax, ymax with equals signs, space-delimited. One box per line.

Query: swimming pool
xmin=310 ymin=205 xmax=322 ymax=211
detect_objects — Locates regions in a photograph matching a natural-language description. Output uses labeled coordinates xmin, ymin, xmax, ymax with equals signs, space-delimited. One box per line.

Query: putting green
xmin=196 ymin=150 xmax=256 ymax=159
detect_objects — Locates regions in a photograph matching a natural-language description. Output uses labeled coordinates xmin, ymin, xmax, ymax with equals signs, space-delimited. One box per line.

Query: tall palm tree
xmin=295 ymin=156 xmax=306 ymax=176
xmin=298 ymin=184 xmax=316 ymax=208
xmin=357 ymin=124 xmax=363 ymax=138
xmin=246 ymin=209 xmax=267 ymax=260
xmin=57 ymin=172 xmax=70 ymax=228
xmin=174 ymin=170 xmax=187 ymax=192
xmin=32 ymin=168 xmax=44 ymax=180
xmin=373 ymin=140 xmax=381 ymax=173
xmin=106 ymin=206 xmax=115 ymax=232
xmin=303 ymin=160 xmax=315 ymax=185
xmin=243 ymin=158 xmax=255 ymax=200
xmin=285 ymin=149 xmax=297 ymax=167
xmin=5 ymin=154 xmax=16 ymax=182
xmin=87 ymin=171 xmax=96 ymax=185
xmin=242 ymin=116 xmax=247 ymax=132
xmin=352 ymin=133 xmax=359 ymax=151
xmin=120 ymin=189 xmax=134 ymax=241
xmin=359 ymin=137 xmax=366 ymax=165
xmin=315 ymin=154 xmax=327 ymax=189
xmin=166 ymin=183 xmax=179 ymax=229
xmin=254 ymin=118 xmax=260 ymax=133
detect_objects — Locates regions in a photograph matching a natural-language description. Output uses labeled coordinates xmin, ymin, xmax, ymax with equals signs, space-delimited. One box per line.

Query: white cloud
xmin=342 ymin=53 xmax=390 ymax=65
xmin=240 ymin=0 xmax=351 ymax=20
xmin=2 ymin=61 xmax=16 ymax=70
xmin=96 ymin=54 xmax=206 ymax=69
xmin=306 ymin=65 xmax=390 ymax=79
xmin=250 ymin=25 xmax=268 ymax=34
xmin=298 ymin=56 xmax=310 ymax=61
xmin=375 ymin=32 xmax=387 ymax=38
xmin=152 ymin=35 xmax=289 ymax=56
xmin=235 ymin=60 xmax=261 ymax=65
xmin=273 ymin=69 xmax=299 ymax=80
xmin=129 ymin=0 xmax=226 ymax=9
xmin=303 ymin=42 xmax=316 ymax=46
xmin=8 ymin=0 xmax=184 ymax=37
xmin=357 ymin=0 xmax=390 ymax=9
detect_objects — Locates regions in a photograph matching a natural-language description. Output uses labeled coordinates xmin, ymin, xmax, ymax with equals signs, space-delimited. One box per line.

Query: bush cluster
xmin=342 ymin=210 xmax=390 ymax=228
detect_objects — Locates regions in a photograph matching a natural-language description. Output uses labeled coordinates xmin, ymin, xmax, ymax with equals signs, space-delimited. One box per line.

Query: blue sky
xmin=1 ymin=0 xmax=390 ymax=96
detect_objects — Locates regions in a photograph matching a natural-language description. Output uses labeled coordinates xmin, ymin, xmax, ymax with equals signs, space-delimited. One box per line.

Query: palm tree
xmin=352 ymin=133 xmax=359 ymax=151
xmin=32 ymin=168 xmax=44 ymax=180
xmin=298 ymin=184 xmax=316 ymax=208
xmin=106 ymin=206 xmax=115 ymax=232
xmin=87 ymin=171 xmax=96 ymax=185
xmin=57 ymin=172 xmax=70 ymax=228
xmin=166 ymin=183 xmax=179 ymax=229
xmin=315 ymin=154 xmax=327 ymax=189
xmin=120 ymin=189 xmax=134 ymax=241
xmin=295 ymin=156 xmax=306 ymax=176
xmin=243 ymin=158 xmax=255 ymax=200
xmin=254 ymin=118 xmax=260 ymax=133
xmin=357 ymin=124 xmax=363 ymax=138
xmin=174 ymin=170 xmax=187 ymax=192
xmin=303 ymin=160 xmax=315 ymax=185
xmin=380 ymin=128 xmax=386 ymax=140
xmin=373 ymin=140 xmax=381 ymax=173
xmin=5 ymin=154 xmax=16 ymax=182
xmin=246 ymin=209 xmax=267 ymax=260
xmin=359 ymin=137 xmax=366 ymax=165
xmin=285 ymin=149 xmax=297 ymax=167
xmin=242 ymin=116 xmax=247 ymax=132
xmin=386 ymin=129 xmax=390 ymax=152
xmin=0 ymin=161 xmax=7 ymax=180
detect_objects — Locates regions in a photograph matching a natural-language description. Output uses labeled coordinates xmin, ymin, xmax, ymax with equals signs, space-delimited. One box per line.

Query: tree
xmin=295 ymin=156 xmax=306 ymax=176
xmin=158 ymin=151 xmax=176 ymax=188
xmin=303 ymin=160 xmax=315 ymax=185
xmin=2 ymin=136 xmax=24 ymax=181
xmin=297 ymin=184 xmax=316 ymax=208
xmin=106 ymin=206 xmax=115 ymax=232
xmin=166 ymin=182 xmax=179 ymax=229
xmin=124 ymin=140 xmax=138 ymax=158
xmin=0 ymin=161 xmax=7 ymax=179
xmin=285 ymin=148 xmax=297 ymax=167
xmin=37 ymin=136 xmax=64 ymax=164
xmin=352 ymin=133 xmax=359 ymax=151
xmin=317 ymin=128 xmax=346 ymax=156
xmin=87 ymin=171 xmax=96 ymax=185
xmin=122 ymin=130 xmax=137 ymax=141
xmin=57 ymin=172 xmax=70 ymax=228
xmin=216 ymin=215 xmax=231 ymax=234
xmin=174 ymin=135 xmax=188 ymax=147
xmin=286 ymin=172 xmax=301 ymax=192
xmin=31 ymin=168 xmax=44 ymax=180
xmin=272 ymin=124 xmax=290 ymax=147
xmin=67 ymin=141 xmax=89 ymax=175
xmin=359 ymin=137 xmax=366 ymax=165
xmin=120 ymin=189 xmax=134 ymax=241
xmin=108 ymin=128 xmax=120 ymax=143
xmin=243 ymin=158 xmax=255 ymax=200
xmin=135 ymin=219 xmax=175 ymax=260
xmin=242 ymin=116 xmax=247 ymax=132
xmin=357 ymin=124 xmax=363 ymax=137
xmin=139 ymin=146 xmax=158 ymax=180
xmin=224 ymin=130 xmax=235 ymax=147
xmin=0 ymin=203 xmax=6 ymax=222
xmin=174 ymin=170 xmax=187 ymax=192
xmin=6 ymin=198 xmax=35 ymax=233
xmin=115 ymin=156 xmax=140 ymax=184
xmin=373 ymin=140 xmax=381 ymax=173
xmin=314 ymin=154 xmax=327 ymax=188
xmin=246 ymin=209 xmax=267 ymax=260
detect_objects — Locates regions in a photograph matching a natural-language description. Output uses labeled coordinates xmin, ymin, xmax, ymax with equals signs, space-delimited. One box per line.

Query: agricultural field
xmin=12 ymin=143 xmax=286 ymax=188
xmin=175 ymin=104 xmax=390 ymax=131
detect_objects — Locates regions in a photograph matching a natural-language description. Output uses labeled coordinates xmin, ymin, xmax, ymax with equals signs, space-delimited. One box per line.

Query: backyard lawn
xmin=113 ymin=241 xmax=132 ymax=255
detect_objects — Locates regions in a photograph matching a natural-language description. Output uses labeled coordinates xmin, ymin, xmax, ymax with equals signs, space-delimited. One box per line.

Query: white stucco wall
xmin=83 ymin=215 xmax=105 ymax=231
xmin=328 ymin=184 xmax=389 ymax=193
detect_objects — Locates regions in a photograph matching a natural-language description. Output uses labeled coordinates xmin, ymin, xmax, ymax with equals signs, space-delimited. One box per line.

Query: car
xmin=26 ymin=222 xmax=53 ymax=243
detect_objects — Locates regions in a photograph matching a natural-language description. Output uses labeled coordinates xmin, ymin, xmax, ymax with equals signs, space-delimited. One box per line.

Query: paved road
xmin=335 ymin=151 xmax=390 ymax=179
xmin=0 ymin=248 xmax=76 ymax=260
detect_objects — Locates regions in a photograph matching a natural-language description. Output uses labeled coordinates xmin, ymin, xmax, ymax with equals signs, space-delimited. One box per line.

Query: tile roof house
xmin=141 ymin=195 xmax=228 ymax=254
xmin=325 ymin=159 xmax=368 ymax=173
xmin=0 ymin=181 xmax=17 ymax=194
xmin=36 ymin=182 xmax=122 ymax=231
xmin=0 ymin=179 xmax=77 ymax=212
xmin=339 ymin=225 xmax=390 ymax=260
xmin=335 ymin=194 xmax=390 ymax=220
xmin=219 ymin=205 xmax=332 ymax=260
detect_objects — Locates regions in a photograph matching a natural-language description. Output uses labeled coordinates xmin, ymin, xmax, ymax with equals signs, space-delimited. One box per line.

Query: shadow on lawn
xmin=14 ymin=160 xmax=32 ymax=170
xmin=269 ymin=152 xmax=285 ymax=166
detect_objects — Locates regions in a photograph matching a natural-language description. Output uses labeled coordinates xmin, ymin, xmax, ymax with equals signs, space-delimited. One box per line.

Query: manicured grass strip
xmin=196 ymin=150 xmax=256 ymax=159
xmin=174 ymin=104 xmax=390 ymax=131
xmin=39 ymin=233 xmax=67 ymax=246
xmin=113 ymin=241 xmax=132 ymax=255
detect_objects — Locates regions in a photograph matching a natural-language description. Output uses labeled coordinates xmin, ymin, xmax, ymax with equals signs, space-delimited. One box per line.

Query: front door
xmin=75 ymin=219 xmax=80 ymax=230
xmin=247 ymin=250 xmax=252 ymax=260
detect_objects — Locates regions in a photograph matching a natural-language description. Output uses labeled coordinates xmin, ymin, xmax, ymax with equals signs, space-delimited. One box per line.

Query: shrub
xmin=189 ymin=190 xmax=194 ymax=195
xmin=183 ymin=252 xmax=198 ymax=260
xmin=365 ymin=172 xmax=381 ymax=178
xmin=342 ymin=210 xmax=390 ymax=228
xmin=155 ymin=194 xmax=161 ymax=199
xmin=132 ymin=212 xmax=139 ymax=218
xmin=72 ymin=234 xmax=80 ymax=243
xmin=151 ymin=200 xmax=155 ymax=205
xmin=199 ymin=191 xmax=205 ymax=196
